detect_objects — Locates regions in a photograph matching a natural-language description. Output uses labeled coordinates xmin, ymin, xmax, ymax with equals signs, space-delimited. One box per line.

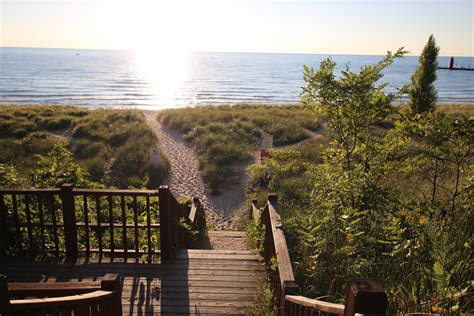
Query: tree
xmin=301 ymin=48 xmax=406 ymax=180
xmin=298 ymin=50 xmax=409 ymax=299
xmin=409 ymin=35 xmax=440 ymax=114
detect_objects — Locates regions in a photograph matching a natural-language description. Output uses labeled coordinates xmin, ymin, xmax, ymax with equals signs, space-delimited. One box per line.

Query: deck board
xmin=1 ymin=248 xmax=265 ymax=315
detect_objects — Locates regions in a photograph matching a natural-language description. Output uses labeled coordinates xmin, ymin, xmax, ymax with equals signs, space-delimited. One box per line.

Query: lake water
xmin=1 ymin=47 xmax=473 ymax=109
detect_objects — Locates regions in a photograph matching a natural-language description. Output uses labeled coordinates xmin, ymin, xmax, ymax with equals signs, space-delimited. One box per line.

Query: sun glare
xmin=126 ymin=0 xmax=193 ymax=106
xmin=134 ymin=44 xmax=191 ymax=105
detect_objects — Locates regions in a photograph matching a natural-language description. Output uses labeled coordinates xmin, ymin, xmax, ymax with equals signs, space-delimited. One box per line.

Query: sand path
xmin=143 ymin=111 xmax=252 ymax=231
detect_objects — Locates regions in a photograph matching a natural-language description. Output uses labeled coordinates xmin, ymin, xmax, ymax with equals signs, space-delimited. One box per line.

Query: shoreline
xmin=0 ymin=102 xmax=473 ymax=111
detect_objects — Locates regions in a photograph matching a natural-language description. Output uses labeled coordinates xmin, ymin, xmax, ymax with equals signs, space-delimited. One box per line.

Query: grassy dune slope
xmin=0 ymin=105 xmax=168 ymax=188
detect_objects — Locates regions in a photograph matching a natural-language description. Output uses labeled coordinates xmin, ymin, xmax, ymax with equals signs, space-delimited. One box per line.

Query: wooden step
xmin=206 ymin=231 xmax=246 ymax=237
xmin=198 ymin=230 xmax=249 ymax=251
xmin=2 ymin=240 xmax=265 ymax=315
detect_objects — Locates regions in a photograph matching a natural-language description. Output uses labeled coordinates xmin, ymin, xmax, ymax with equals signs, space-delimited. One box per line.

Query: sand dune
xmin=143 ymin=111 xmax=252 ymax=230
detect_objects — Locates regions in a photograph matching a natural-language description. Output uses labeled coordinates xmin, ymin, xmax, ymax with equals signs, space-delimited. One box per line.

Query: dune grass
xmin=0 ymin=105 xmax=168 ymax=188
xmin=158 ymin=104 xmax=320 ymax=192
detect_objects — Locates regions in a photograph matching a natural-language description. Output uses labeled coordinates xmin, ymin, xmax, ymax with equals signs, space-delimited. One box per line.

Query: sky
xmin=1 ymin=0 xmax=473 ymax=56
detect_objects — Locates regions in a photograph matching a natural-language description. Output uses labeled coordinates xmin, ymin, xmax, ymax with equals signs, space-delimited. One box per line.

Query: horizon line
xmin=1 ymin=46 xmax=473 ymax=58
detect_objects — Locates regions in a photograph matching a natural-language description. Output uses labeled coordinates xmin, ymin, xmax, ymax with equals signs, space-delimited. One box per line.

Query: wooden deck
xmin=1 ymin=248 xmax=266 ymax=315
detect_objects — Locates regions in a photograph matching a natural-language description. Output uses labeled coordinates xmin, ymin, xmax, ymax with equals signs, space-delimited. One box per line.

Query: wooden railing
xmin=158 ymin=185 xmax=205 ymax=259
xmin=251 ymin=194 xmax=388 ymax=316
xmin=0 ymin=184 xmax=203 ymax=261
xmin=0 ymin=274 xmax=122 ymax=315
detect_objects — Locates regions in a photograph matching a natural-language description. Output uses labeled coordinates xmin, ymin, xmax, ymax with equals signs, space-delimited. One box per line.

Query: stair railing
xmin=251 ymin=194 xmax=388 ymax=316
xmin=0 ymin=184 xmax=204 ymax=261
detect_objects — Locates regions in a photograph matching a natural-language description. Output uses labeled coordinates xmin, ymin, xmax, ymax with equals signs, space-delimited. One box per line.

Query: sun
xmin=111 ymin=0 xmax=194 ymax=107
xmin=134 ymin=42 xmax=191 ymax=106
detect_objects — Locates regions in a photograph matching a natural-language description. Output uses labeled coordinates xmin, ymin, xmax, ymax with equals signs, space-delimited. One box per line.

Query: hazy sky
xmin=1 ymin=0 xmax=473 ymax=56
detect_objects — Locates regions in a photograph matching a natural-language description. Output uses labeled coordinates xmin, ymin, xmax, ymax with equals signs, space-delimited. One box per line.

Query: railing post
xmin=268 ymin=193 xmax=278 ymax=208
xmin=60 ymin=184 xmax=78 ymax=258
xmin=192 ymin=197 xmax=202 ymax=229
xmin=250 ymin=199 xmax=258 ymax=220
xmin=101 ymin=274 xmax=122 ymax=315
xmin=159 ymin=185 xmax=172 ymax=261
xmin=0 ymin=275 xmax=12 ymax=316
xmin=344 ymin=278 xmax=388 ymax=316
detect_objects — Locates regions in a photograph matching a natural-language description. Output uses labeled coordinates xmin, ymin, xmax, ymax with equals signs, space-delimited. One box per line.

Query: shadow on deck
xmin=1 ymin=249 xmax=265 ymax=315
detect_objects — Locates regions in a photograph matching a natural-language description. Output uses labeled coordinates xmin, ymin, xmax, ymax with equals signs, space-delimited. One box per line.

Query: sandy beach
xmin=143 ymin=111 xmax=253 ymax=230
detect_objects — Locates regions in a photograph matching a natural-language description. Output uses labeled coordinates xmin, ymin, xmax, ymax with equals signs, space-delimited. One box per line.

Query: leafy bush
xmin=30 ymin=144 xmax=90 ymax=187
xmin=0 ymin=164 xmax=21 ymax=187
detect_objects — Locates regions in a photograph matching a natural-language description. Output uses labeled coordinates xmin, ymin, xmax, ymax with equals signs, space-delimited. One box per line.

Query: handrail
xmin=257 ymin=193 xmax=298 ymax=315
xmin=8 ymin=281 xmax=101 ymax=297
xmin=10 ymin=290 xmax=115 ymax=308
xmin=252 ymin=194 xmax=388 ymax=316
xmin=73 ymin=188 xmax=159 ymax=196
xmin=0 ymin=188 xmax=60 ymax=194
xmin=266 ymin=195 xmax=298 ymax=291
xmin=285 ymin=295 xmax=344 ymax=315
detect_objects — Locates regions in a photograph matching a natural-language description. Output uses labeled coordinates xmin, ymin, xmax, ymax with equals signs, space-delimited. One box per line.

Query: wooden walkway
xmin=1 ymin=248 xmax=265 ymax=315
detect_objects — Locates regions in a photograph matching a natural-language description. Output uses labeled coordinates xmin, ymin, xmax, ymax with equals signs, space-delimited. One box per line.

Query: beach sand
xmin=143 ymin=111 xmax=253 ymax=231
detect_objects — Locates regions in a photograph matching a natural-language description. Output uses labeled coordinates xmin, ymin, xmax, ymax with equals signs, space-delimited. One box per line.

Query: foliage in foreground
xmin=158 ymin=105 xmax=319 ymax=192
xmin=247 ymin=51 xmax=473 ymax=314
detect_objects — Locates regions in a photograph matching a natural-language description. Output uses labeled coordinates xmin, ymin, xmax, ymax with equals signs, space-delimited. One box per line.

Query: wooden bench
xmin=0 ymin=274 xmax=122 ymax=316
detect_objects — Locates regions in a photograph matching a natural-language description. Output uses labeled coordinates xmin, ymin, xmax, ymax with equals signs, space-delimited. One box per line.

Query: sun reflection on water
xmin=134 ymin=47 xmax=191 ymax=108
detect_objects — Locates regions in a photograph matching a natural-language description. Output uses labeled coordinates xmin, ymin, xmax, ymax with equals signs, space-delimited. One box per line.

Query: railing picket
xmin=158 ymin=186 xmax=171 ymax=261
xmin=50 ymin=194 xmax=59 ymax=256
xmin=0 ymin=194 xmax=8 ymax=251
xmin=95 ymin=195 xmax=102 ymax=255
xmin=37 ymin=194 xmax=45 ymax=252
xmin=61 ymin=184 xmax=78 ymax=257
xmin=83 ymin=195 xmax=90 ymax=255
xmin=24 ymin=194 xmax=34 ymax=252
xmin=108 ymin=195 xmax=114 ymax=256
xmin=133 ymin=196 xmax=139 ymax=257
xmin=121 ymin=196 xmax=127 ymax=259
xmin=12 ymin=194 xmax=21 ymax=250
xmin=146 ymin=195 xmax=152 ymax=259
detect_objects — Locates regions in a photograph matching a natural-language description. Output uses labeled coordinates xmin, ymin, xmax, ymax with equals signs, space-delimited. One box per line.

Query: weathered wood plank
xmin=285 ymin=295 xmax=345 ymax=315
xmin=2 ymin=244 xmax=265 ymax=316
xmin=267 ymin=198 xmax=298 ymax=290
xmin=4 ymin=273 xmax=262 ymax=283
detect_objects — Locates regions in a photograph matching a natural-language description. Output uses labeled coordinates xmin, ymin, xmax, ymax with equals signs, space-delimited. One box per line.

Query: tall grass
xmin=0 ymin=105 xmax=168 ymax=188
xmin=158 ymin=104 xmax=319 ymax=191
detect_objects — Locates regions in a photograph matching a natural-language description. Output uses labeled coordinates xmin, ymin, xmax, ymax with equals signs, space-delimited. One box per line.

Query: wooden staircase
xmin=158 ymin=248 xmax=264 ymax=315
xmin=0 ymin=248 xmax=265 ymax=315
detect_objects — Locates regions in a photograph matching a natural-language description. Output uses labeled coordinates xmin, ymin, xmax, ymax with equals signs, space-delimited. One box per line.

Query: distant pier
xmin=438 ymin=57 xmax=474 ymax=71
